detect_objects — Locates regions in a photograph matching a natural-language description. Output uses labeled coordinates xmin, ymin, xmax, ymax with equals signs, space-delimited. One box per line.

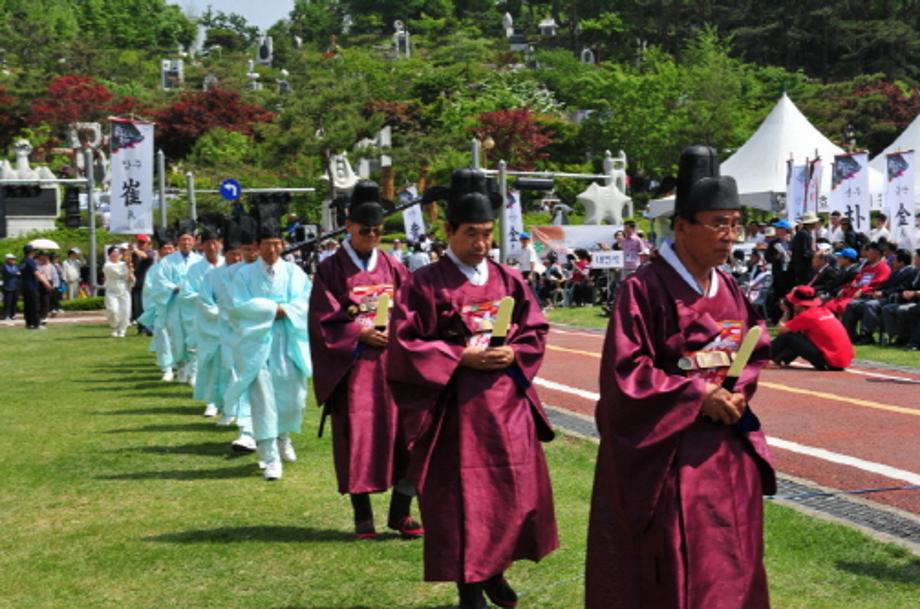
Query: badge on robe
xmin=678 ymin=319 xmax=743 ymax=384
xmin=349 ymin=283 xmax=394 ymax=329
xmin=460 ymin=299 xmax=504 ymax=348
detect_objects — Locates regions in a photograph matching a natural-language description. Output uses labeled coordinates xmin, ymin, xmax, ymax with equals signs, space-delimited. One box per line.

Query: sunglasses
xmin=358 ymin=225 xmax=383 ymax=236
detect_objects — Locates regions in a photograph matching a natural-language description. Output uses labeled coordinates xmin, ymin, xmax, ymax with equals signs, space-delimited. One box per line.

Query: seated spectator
xmin=843 ymin=249 xmax=916 ymax=344
xmin=825 ymin=242 xmax=890 ymax=316
xmin=537 ymin=251 xmax=569 ymax=309
xmin=565 ymin=249 xmax=593 ymax=307
xmin=880 ymin=248 xmax=920 ymax=348
xmin=807 ymin=249 xmax=840 ymax=297
xmin=824 ymin=247 xmax=859 ymax=297
xmin=773 ymin=286 xmax=853 ymax=371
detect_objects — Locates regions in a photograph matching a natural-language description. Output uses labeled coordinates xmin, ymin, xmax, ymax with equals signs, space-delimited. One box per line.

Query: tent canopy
xmin=869 ymin=111 xmax=920 ymax=196
xmin=648 ymin=93 xmax=882 ymax=219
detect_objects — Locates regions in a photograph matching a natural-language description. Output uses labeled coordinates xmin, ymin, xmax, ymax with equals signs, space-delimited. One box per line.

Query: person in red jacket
xmin=825 ymin=242 xmax=891 ymax=317
xmin=773 ymin=285 xmax=854 ymax=370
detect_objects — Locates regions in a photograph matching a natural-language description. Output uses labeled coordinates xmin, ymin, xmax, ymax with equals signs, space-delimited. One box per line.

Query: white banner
xmin=503 ymin=190 xmax=525 ymax=263
xmin=805 ymin=159 xmax=822 ymax=215
xmin=830 ymin=152 xmax=870 ymax=234
xmin=590 ymin=250 xmax=624 ymax=269
xmin=402 ymin=203 xmax=426 ymax=244
xmin=885 ymin=151 xmax=916 ymax=250
xmin=108 ymin=118 xmax=154 ymax=234
xmin=530 ymin=224 xmax=623 ymax=253
xmin=786 ymin=163 xmax=807 ymax=222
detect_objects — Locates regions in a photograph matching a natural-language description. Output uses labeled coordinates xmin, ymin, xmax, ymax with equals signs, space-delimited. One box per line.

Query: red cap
xmin=786 ymin=285 xmax=821 ymax=308
xmin=136 ymin=234 xmax=151 ymax=242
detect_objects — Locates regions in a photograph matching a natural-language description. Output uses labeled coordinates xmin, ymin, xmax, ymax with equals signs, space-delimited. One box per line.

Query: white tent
xmin=869 ymin=111 xmax=920 ymax=196
xmin=647 ymin=93 xmax=883 ymax=218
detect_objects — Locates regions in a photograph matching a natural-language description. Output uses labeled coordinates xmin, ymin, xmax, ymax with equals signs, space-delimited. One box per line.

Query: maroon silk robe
xmin=388 ymin=256 xmax=559 ymax=583
xmin=586 ymin=257 xmax=775 ymax=609
xmin=309 ymin=247 xmax=410 ymax=494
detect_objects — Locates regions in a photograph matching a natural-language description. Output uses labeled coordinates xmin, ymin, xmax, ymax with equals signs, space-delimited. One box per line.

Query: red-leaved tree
xmin=154 ymin=88 xmax=275 ymax=159
xmin=29 ymin=75 xmax=114 ymax=128
xmin=471 ymin=107 xmax=554 ymax=171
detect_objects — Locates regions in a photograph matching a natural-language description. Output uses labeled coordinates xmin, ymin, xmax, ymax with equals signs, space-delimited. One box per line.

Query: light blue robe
xmin=225 ymin=258 xmax=312 ymax=442
xmin=192 ymin=257 xmax=226 ymax=406
xmin=216 ymin=263 xmax=251 ymax=424
xmin=137 ymin=262 xmax=175 ymax=370
xmin=152 ymin=250 xmax=202 ymax=369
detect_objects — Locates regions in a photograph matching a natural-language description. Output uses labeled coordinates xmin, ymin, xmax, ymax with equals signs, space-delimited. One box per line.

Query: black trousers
xmin=38 ymin=286 xmax=51 ymax=320
xmin=772 ymin=332 xmax=835 ymax=370
xmin=2 ymin=290 xmax=17 ymax=319
xmin=131 ymin=287 xmax=144 ymax=324
xmin=22 ymin=289 xmax=40 ymax=328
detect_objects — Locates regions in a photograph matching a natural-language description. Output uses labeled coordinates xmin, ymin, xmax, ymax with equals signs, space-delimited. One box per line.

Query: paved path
xmin=537 ymin=325 xmax=920 ymax=518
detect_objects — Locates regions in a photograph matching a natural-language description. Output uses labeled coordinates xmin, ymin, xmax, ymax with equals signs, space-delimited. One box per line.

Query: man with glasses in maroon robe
xmin=389 ymin=168 xmax=558 ymax=609
xmin=586 ymin=146 xmax=775 ymax=609
xmin=309 ymin=180 xmax=421 ymax=540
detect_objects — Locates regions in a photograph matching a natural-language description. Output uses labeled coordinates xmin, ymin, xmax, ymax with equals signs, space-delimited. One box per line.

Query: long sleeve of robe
xmin=586 ymin=258 xmax=774 ymax=609
xmin=180 ymin=256 xmax=223 ymax=352
xmin=309 ymin=248 xmax=410 ymax=494
xmin=224 ymin=259 xmax=311 ymax=441
xmin=388 ymin=257 xmax=558 ymax=584
xmin=193 ymin=262 xmax=225 ymax=406
xmin=148 ymin=251 xmax=202 ymax=367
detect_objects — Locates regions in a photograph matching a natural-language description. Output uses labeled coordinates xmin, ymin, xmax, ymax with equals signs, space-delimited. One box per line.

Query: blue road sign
xmin=219 ymin=178 xmax=243 ymax=201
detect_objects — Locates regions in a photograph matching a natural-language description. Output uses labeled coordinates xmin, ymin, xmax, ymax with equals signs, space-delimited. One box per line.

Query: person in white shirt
xmin=406 ymin=242 xmax=431 ymax=271
xmin=828 ymin=211 xmax=846 ymax=246
xmin=103 ymin=245 xmax=133 ymax=337
xmin=869 ymin=213 xmax=891 ymax=244
xmin=62 ymin=248 xmax=83 ymax=300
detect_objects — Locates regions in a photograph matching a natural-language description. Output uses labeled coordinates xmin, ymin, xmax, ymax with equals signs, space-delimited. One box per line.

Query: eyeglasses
xmin=690 ymin=220 xmax=744 ymax=236
xmin=358 ymin=226 xmax=383 ymax=236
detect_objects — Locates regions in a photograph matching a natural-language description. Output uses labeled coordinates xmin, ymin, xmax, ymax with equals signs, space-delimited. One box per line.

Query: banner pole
xmin=157 ymin=149 xmax=167 ymax=228
xmin=186 ymin=171 xmax=196 ymax=221
xmin=84 ymin=148 xmax=98 ymax=297
xmin=499 ymin=160 xmax=508 ymax=264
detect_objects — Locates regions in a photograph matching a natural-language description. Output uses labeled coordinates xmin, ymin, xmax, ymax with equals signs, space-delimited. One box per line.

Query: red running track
xmin=538 ymin=326 xmax=920 ymax=515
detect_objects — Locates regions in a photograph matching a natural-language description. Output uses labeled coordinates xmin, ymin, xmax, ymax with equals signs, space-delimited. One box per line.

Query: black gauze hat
xmin=675 ymin=145 xmax=721 ymax=217
xmin=238 ymin=214 xmax=258 ymax=245
xmin=154 ymin=226 xmax=177 ymax=248
xmin=198 ymin=213 xmax=224 ymax=242
xmin=687 ymin=176 xmax=741 ymax=213
xmin=176 ymin=219 xmax=197 ymax=238
xmin=348 ymin=180 xmax=386 ymax=226
xmin=424 ymin=168 xmax=503 ymax=223
xmin=257 ymin=217 xmax=283 ymax=241
xmin=224 ymin=217 xmax=243 ymax=250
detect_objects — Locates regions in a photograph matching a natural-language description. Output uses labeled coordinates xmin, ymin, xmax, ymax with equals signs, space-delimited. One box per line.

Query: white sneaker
xmin=278 ymin=435 xmax=297 ymax=463
xmin=216 ymin=415 xmax=235 ymax=427
xmin=231 ymin=433 xmax=257 ymax=453
xmin=258 ymin=460 xmax=267 ymax=470
xmin=161 ymin=369 xmax=174 ymax=382
xmin=111 ymin=331 xmax=119 ymax=338
xmin=203 ymin=403 xmax=218 ymax=417
xmin=176 ymin=366 xmax=188 ymax=383
xmin=263 ymin=460 xmax=282 ymax=481
xmin=188 ymin=374 xmax=196 ymax=388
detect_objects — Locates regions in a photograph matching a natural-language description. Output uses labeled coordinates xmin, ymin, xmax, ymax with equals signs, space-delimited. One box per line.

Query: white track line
xmin=767 ymin=438 xmax=920 ymax=485
xmin=549 ymin=328 xmax=605 ymax=339
xmin=535 ymin=375 xmax=920 ymax=485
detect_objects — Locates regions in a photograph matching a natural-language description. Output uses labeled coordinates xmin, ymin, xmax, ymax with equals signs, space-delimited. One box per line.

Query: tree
xmin=200 ymin=8 xmax=261 ymax=52
xmin=29 ymin=75 xmax=114 ymax=129
xmin=471 ymin=107 xmax=554 ymax=170
xmin=154 ymin=89 xmax=274 ymax=159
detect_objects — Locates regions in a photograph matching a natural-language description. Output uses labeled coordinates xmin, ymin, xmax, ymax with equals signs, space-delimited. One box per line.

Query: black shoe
xmin=904 ymin=343 xmax=920 ymax=352
xmin=457 ymin=583 xmax=487 ymax=609
xmin=483 ymin=574 xmax=518 ymax=608
xmin=852 ymin=334 xmax=875 ymax=345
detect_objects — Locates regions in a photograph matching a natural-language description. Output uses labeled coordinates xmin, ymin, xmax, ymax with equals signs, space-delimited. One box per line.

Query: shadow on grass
xmin=106 ymin=422 xmax=228 ymax=433
xmin=118 ymin=440 xmax=235 ymax=457
xmin=95 ymin=405 xmax=206 ymax=416
xmin=147 ymin=525 xmax=356 ymax=544
xmin=277 ymin=607 xmax=455 ymax=609
xmin=836 ymin=558 xmax=920 ymax=584
xmin=98 ymin=463 xmax=258 ymax=481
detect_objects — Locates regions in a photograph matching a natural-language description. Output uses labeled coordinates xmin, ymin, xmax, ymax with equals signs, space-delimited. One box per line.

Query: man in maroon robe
xmin=586 ymin=146 xmax=775 ymax=609
xmin=309 ymin=181 xmax=422 ymax=539
xmin=389 ymin=168 xmax=558 ymax=609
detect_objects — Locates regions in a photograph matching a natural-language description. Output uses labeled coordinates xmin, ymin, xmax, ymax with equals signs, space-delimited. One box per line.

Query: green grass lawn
xmin=545 ymin=306 xmax=920 ymax=370
xmin=1 ymin=324 xmax=918 ymax=609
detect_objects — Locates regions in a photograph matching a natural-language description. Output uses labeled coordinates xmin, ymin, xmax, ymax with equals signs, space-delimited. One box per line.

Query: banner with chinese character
xmin=805 ymin=159 xmax=822 ymax=215
xmin=108 ymin=118 xmax=154 ymax=234
xmin=786 ymin=163 xmax=807 ymax=222
xmin=830 ymin=152 xmax=870 ymax=234
xmin=503 ymin=190 xmax=524 ymax=263
xmin=885 ymin=150 xmax=916 ymax=249
xmin=401 ymin=203 xmax=426 ymax=244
